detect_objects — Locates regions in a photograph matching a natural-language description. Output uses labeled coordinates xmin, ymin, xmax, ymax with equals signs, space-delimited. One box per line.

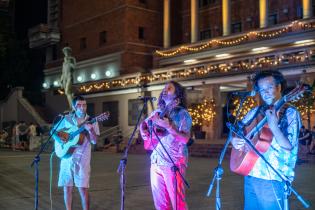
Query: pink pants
xmin=150 ymin=164 xmax=188 ymax=210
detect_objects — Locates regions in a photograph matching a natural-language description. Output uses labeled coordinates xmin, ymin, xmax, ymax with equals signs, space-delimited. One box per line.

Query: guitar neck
xmin=71 ymin=118 xmax=97 ymax=137
xmin=246 ymin=98 xmax=286 ymax=138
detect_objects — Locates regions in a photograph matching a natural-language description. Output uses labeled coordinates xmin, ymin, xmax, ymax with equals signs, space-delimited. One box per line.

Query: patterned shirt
xmin=148 ymin=107 xmax=192 ymax=167
xmin=241 ymin=106 xmax=301 ymax=181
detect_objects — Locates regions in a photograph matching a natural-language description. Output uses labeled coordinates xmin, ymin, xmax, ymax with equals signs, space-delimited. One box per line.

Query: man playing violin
xmin=53 ymin=95 xmax=99 ymax=210
xmin=140 ymin=81 xmax=192 ymax=210
xmin=231 ymin=70 xmax=302 ymax=210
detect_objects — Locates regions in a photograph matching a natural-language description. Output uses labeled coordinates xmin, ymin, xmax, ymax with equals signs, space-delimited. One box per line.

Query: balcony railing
xmin=28 ymin=24 xmax=60 ymax=49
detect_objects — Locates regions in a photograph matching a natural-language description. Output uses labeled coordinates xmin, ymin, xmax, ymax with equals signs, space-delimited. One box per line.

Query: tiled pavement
xmin=0 ymin=150 xmax=314 ymax=210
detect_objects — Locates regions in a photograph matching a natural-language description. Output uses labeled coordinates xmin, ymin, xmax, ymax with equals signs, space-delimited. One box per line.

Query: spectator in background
xmin=0 ymin=129 xmax=9 ymax=146
xmin=12 ymin=122 xmax=19 ymax=150
xmin=28 ymin=122 xmax=39 ymax=151
xmin=18 ymin=121 xmax=29 ymax=151
xmin=297 ymin=126 xmax=312 ymax=163
xmin=299 ymin=126 xmax=311 ymax=148
xmin=29 ymin=122 xmax=37 ymax=137
xmin=36 ymin=123 xmax=43 ymax=136
xmin=309 ymin=126 xmax=315 ymax=154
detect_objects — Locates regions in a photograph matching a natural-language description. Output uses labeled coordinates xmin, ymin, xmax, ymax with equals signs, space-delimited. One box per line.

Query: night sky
xmin=0 ymin=0 xmax=47 ymax=103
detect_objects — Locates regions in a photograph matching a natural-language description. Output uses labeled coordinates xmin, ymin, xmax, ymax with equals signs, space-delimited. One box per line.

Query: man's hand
xmin=140 ymin=121 xmax=149 ymax=140
xmin=84 ymin=123 xmax=97 ymax=144
xmin=84 ymin=124 xmax=94 ymax=134
xmin=231 ymin=136 xmax=246 ymax=150
xmin=265 ymin=107 xmax=279 ymax=132
xmin=151 ymin=113 xmax=172 ymax=130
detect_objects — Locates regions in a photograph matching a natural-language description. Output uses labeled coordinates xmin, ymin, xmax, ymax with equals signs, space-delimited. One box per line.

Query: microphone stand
xmin=227 ymin=123 xmax=310 ymax=209
xmin=30 ymin=114 xmax=64 ymax=210
xmin=117 ymin=97 xmax=151 ymax=210
xmin=149 ymin=121 xmax=190 ymax=210
xmin=206 ymin=95 xmax=247 ymax=210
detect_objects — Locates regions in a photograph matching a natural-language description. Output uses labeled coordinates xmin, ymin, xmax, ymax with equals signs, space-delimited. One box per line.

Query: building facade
xmin=29 ymin=0 xmax=315 ymax=144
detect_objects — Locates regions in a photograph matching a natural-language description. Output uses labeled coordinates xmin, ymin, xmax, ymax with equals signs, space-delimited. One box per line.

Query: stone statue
xmin=60 ymin=47 xmax=76 ymax=109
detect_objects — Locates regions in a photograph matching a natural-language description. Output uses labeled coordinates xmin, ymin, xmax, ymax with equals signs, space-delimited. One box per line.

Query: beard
xmin=162 ymin=94 xmax=176 ymax=103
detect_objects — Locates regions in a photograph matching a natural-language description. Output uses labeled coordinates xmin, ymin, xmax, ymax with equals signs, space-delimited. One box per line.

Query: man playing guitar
xmin=231 ymin=70 xmax=302 ymax=210
xmin=140 ymin=81 xmax=192 ymax=210
xmin=53 ymin=95 xmax=99 ymax=210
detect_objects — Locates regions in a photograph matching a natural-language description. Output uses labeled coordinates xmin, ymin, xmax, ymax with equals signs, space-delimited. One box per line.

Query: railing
xmin=18 ymin=97 xmax=47 ymax=126
xmin=97 ymin=125 xmax=137 ymax=151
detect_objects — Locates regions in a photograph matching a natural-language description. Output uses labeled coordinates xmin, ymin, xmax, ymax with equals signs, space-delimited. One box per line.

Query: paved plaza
xmin=0 ymin=150 xmax=314 ymax=210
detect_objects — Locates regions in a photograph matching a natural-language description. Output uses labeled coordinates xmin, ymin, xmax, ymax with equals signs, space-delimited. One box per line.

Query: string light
xmin=156 ymin=20 xmax=315 ymax=57
xmin=291 ymin=93 xmax=315 ymax=117
xmin=72 ymin=49 xmax=314 ymax=94
xmin=188 ymin=98 xmax=216 ymax=126
xmin=231 ymin=97 xmax=258 ymax=120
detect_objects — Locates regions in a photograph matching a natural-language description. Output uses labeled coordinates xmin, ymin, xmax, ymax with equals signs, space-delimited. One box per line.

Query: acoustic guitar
xmin=54 ymin=112 xmax=109 ymax=158
xmin=230 ymin=84 xmax=308 ymax=176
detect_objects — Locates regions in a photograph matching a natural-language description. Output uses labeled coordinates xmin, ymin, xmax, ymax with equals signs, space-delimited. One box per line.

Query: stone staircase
xmin=111 ymin=139 xmax=231 ymax=158
xmin=188 ymin=143 xmax=231 ymax=158
xmin=18 ymin=97 xmax=48 ymax=126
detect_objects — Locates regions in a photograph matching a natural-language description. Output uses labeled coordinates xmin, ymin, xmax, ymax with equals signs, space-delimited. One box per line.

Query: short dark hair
xmin=252 ymin=70 xmax=286 ymax=93
xmin=72 ymin=95 xmax=86 ymax=106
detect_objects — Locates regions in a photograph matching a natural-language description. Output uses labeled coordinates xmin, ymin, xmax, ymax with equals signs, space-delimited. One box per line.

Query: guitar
xmin=54 ymin=112 xmax=109 ymax=158
xmin=230 ymin=84 xmax=309 ymax=176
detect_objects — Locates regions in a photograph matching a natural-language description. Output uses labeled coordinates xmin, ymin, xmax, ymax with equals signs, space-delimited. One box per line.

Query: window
xmin=296 ymin=6 xmax=303 ymax=19
xmin=138 ymin=27 xmax=145 ymax=40
xmin=99 ymin=31 xmax=107 ymax=45
xmin=102 ymin=101 xmax=118 ymax=127
xmin=200 ymin=29 xmax=211 ymax=40
xmin=268 ymin=14 xmax=278 ymax=26
xmin=199 ymin=0 xmax=217 ymax=7
xmin=128 ymin=99 xmax=146 ymax=126
xmin=80 ymin=37 xmax=87 ymax=50
xmin=52 ymin=45 xmax=58 ymax=61
xmin=87 ymin=103 xmax=95 ymax=117
xmin=231 ymin=22 xmax=242 ymax=33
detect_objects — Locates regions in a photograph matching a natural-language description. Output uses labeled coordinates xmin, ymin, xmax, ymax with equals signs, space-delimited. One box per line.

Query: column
xmin=259 ymin=0 xmax=268 ymax=28
xmin=191 ymin=0 xmax=199 ymax=43
xmin=303 ymin=0 xmax=313 ymax=19
xmin=163 ymin=0 xmax=171 ymax=48
xmin=201 ymin=84 xmax=222 ymax=142
xmin=222 ymin=0 xmax=231 ymax=36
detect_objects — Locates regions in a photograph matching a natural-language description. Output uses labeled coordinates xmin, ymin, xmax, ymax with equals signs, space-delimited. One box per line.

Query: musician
xmin=231 ymin=70 xmax=302 ymax=210
xmin=53 ymin=95 xmax=99 ymax=210
xmin=140 ymin=81 xmax=192 ymax=210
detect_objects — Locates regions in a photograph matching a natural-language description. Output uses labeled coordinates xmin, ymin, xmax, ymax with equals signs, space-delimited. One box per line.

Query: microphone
xmin=59 ymin=110 xmax=74 ymax=116
xmin=138 ymin=96 xmax=157 ymax=101
xmin=232 ymin=90 xmax=256 ymax=97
